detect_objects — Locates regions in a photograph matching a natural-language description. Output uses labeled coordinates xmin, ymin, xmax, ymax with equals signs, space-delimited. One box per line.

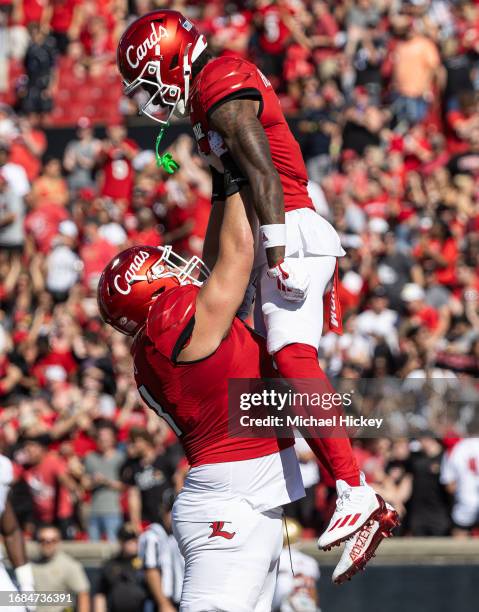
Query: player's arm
xmin=93 ymin=594 xmax=106 ymax=612
xmin=1 ymin=496 xmax=35 ymax=592
xmin=209 ymin=98 xmax=285 ymax=269
xmin=202 ymin=199 xmax=224 ymax=271
xmin=1 ymin=496 xmax=27 ymax=567
xmin=202 ymin=140 xmax=243 ymax=271
xmin=127 ymin=486 xmax=142 ymax=533
xmin=77 ymin=592 xmax=90 ymax=612
xmin=145 ymin=568 xmax=176 ymax=612
xmin=178 ymin=192 xmax=254 ymax=361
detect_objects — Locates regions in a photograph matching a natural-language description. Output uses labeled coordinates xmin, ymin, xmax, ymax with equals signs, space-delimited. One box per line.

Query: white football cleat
xmin=332 ymin=502 xmax=400 ymax=584
xmin=318 ymin=473 xmax=384 ymax=550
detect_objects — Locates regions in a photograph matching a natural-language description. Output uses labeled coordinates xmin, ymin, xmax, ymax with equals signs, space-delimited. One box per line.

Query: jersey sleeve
xmin=199 ymin=57 xmax=263 ymax=118
xmin=139 ymin=530 xmax=160 ymax=569
xmin=146 ymin=285 xmax=198 ymax=362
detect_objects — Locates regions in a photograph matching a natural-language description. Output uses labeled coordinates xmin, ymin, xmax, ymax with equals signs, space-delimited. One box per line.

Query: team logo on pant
xmin=208 ymin=521 xmax=236 ymax=539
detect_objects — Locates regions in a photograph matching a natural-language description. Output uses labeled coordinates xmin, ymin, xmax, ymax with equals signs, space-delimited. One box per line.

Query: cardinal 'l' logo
xmin=208 ymin=521 xmax=236 ymax=539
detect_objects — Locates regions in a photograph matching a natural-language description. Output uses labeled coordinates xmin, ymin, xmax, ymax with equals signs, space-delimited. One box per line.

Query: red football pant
xmin=274 ymin=343 xmax=360 ymax=486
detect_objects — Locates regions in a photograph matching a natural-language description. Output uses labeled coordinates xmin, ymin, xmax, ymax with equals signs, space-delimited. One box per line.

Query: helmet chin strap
xmin=153 ymin=63 xmax=180 ymax=174
xmin=153 ymin=37 xmax=206 ymax=175
xmin=155 ymin=125 xmax=179 ymax=174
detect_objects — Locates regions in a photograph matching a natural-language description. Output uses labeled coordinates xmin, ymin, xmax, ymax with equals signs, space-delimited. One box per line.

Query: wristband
xmin=260 ymin=224 xmax=286 ymax=249
xmin=15 ymin=563 xmax=35 ymax=592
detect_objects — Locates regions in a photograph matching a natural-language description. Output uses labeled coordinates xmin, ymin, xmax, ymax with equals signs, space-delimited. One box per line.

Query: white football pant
xmin=174 ymin=500 xmax=283 ymax=612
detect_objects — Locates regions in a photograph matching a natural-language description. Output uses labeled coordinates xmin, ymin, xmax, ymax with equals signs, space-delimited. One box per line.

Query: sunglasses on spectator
xmin=38 ymin=537 xmax=59 ymax=544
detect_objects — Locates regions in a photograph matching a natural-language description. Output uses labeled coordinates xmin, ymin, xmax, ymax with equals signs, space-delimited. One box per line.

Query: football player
xmin=98 ymin=194 xmax=306 ymax=611
xmin=116 ymin=10 xmax=399 ymax=577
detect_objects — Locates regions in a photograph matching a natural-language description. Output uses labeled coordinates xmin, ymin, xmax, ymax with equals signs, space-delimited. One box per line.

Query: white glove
xmin=267 ymin=258 xmax=310 ymax=302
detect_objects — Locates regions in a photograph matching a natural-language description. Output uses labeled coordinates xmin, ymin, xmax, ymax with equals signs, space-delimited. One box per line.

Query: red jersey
xmin=20 ymin=0 xmax=47 ymax=26
xmin=100 ymin=139 xmax=139 ymax=201
xmin=24 ymin=204 xmax=68 ymax=254
xmin=189 ymin=55 xmax=313 ymax=213
xmin=10 ymin=130 xmax=47 ymax=181
xmin=256 ymin=4 xmax=292 ymax=55
xmin=414 ymin=305 xmax=439 ymax=331
xmin=50 ymin=0 xmax=79 ymax=33
xmin=132 ymin=284 xmax=292 ymax=467
xmin=208 ymin=12 xmax=252 ymax=58
xmin=80 ymin=236 xmax=118 ymax=289
xmin=21 ymin=452 xmax=72 ymax=522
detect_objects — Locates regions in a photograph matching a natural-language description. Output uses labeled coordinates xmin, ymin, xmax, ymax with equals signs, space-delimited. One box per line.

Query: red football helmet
xmin=117 ymin=10 xmax=208 ymax=124
xmin=97 ymin=245 xmax=210 ymax=336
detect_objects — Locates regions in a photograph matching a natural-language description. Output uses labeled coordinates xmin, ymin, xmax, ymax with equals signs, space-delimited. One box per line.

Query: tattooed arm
xmin=209 ymin=99 xmax=285 ymax=268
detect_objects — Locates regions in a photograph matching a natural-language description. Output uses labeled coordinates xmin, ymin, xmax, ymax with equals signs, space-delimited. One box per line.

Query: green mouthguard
xmin=155 ymin=125 xmax=180 ymax=174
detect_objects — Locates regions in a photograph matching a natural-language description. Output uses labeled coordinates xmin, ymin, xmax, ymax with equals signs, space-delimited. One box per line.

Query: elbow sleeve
xmin=210 ymin=154 xmax=249 ymax=204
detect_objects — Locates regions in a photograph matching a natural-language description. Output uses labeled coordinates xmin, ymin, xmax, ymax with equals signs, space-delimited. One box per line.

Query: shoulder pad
xmin=198 ymin=56 xmax=262 ymax=114
xmin=0 ymin=455 xmax=13 ymax=487
xmin=146 ymin=285 xmax=198 ymax=362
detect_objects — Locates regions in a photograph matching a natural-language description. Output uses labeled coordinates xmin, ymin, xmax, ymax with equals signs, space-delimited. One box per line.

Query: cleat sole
xmin=333 ymin=506 xmax=400 ymax=585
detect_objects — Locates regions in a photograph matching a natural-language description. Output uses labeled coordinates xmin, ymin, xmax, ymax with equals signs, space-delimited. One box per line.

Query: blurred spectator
xmin=390 ymin=14 xmax=443 ymax=126
xmin=46 ymin=0 xmax=84 ymax=55
xmin=20 ymin=23 xmax=55 ymax=116
xmin=441 ymin=438 xmax=479 ymax=537
xmin=31 ymin=157 xmax=68 ymax=208
xmin=355 ymin=287 xmax=399 ymax=353
xmin=376 ymin=232 xmax=416 ymax=310
xmin=404 ymin=433 xmax=451 ymax=536
xmin=63 ymin=116 xmax=101 ymax=193
xmin=0 ymin=175 xmax=25 ymax=251
xmin=138 ymin=491 xmax=184 ymax=611
xmin=79 ymin=219 xmax=117 ymax=290
xmin=45 ymin=220 xmax=82 ymax=301
xmin=412 ymin=219 xmax=458 ymax=288
xmin=253 ymin=0 xmax=311 ymax=85
xmin=32 ymin=524 xmax=90 ymax=612
xmin=284 ymin=436 xmax=320 ymax=533
xmin=120 ymin=428 xmax=179 ymax=531
xmin=297 ymin=83 xmax=338 ymax=182
xmin=273 ymin=518 xmax=320 ymax=612
xmin=208 ymin=5 xmax=251 ymax=57
xmin=93 ymin=523 xmax=150 ymax=612
xmin=402 ymin=283 xmax=446 ymax=344
xmin=341 ymin=92 xmax=387 ymax=156
xmin=18 ymin=434 xmax=77 ymax=537
xmin=97 ymin=122 xmax=139 ymax=204
xmin=10 ymin=114 xmax=47 ymax=182
xmin=82 ymin=421 xmax=124 ymax=542
xmin=0 ymin=140 xmax=29 ymax=198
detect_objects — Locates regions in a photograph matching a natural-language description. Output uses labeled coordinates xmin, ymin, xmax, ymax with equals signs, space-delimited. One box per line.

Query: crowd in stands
xmin=0 ymin=0 xmax=478 ymax=542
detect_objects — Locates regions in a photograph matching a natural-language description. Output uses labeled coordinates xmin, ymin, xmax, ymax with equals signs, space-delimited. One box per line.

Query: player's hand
xmin=267 ymin=258 xmax=310 ymax=302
